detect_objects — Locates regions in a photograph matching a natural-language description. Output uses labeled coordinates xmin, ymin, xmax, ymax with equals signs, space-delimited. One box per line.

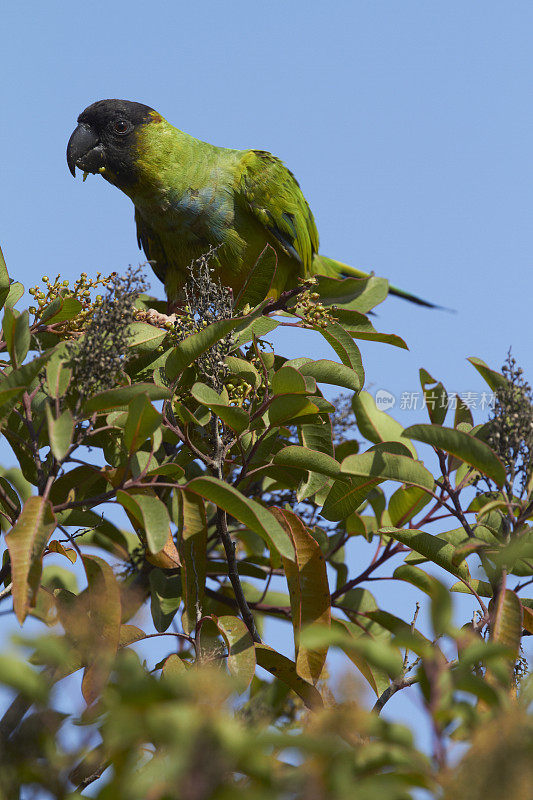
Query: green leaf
xmin=353 ymin=391 xmax=417 ymax=456
xmin=0 ymin=243 xmax=10 ymax=310
xmin=176 ymin=490 xmax=207 ymax=635
xmin=191 ymin=382 xmax=249 ymax=434
xmin=123 ymin=393 xmax=161 ymax=453
xmin=116 ymin=490 xmax=171 ymax=554
xmin=4 ymin=282 xmax=24 ymax=310
xmin=84 ymin=383 xmax=170 ymax=414
xmin=45 ymin=344 xmax=72 ymax=398
xmin=468 ymin=356 xmax=508 ymax=391
xmin=231 ymin=316 xmax=279 ymax=349
xmin=402 ymin=424 xmax=506 ymax=487
xmin=225 ymin=355 xmax=260 ymax=388
xmin=454 ymin=396 xmax=474 ymax=428
xmin=273 ymin=445 xmax=341 ymax=479
xmin=296 ymin=358 xmax=361 ymax=392
xmin=341 ymin=450 xmax=434 ymax=491
xmin=382 ymin=527 xmax=470 ymax=579
xmin=255 ymin=643 xmax=323 ymax=709
xmin=161 ymin=653 xmax=188 ymax=677
xmin=419 ymin=369 xmax=448 ymax=426
xmin=315 ymin=274 xmax=388 ymax=313
xmin=5 ymin=496 xmax=56 ymax=624
xmin=321 ymin=476 xmax=381 ymax=521
xmin=331 ymin=309 xmax=408 ymax=349
xmin=3 ymin=307 xmax=30 ymax=367
xmin=214 ymin=615 xmax=256 ymax=692
xmin=187 ymin=476 xmax=294 ymax=560
xmin=165 ymin=318 xmax=242 ymax=380
xmin=273 ymin=509 xmax=331 ymax=684
xmin=149 ymin=569 xmax=182 ymax=632
xmin=271 ymin=366 xmax=309 ymax=395
xmin=489 ymin=589 xmax=522 ymax=670
xmin=0 ymin=386 xmax=25 ymax=415
xmin=450 ymin=578 xmax=493 ymax=598
xmin=267 ymin=395 xmax=320 ymax=426
xmin=314 ymin=322 xmax=364 ymax=387
xmin=394 ymin=564 xmax=446 ymax=597
xmin=235 ymin=243 xmax=278 ymax=308
xmin=296 ymin=419 xmax=335 ymax=501
xmin=40 ymin=297 xmax=84 ymax=325
xmin=388 ymin=485 xmax=432 ymax=526
xmin=0 ymin=476 xmax=21 ymax=526
xmin=45 ymin=406 xmax=74 ymax=461
xmin=126 ymin=321 xmax=166 ymax=350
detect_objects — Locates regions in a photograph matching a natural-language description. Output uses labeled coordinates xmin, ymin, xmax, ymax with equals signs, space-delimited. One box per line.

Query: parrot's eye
xmin=113 ymin=119 xmax=130 ymax=135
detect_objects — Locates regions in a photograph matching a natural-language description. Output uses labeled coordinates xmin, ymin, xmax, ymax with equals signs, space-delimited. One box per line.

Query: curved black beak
xmin=66 ymin=123 xmax=104 ymax=177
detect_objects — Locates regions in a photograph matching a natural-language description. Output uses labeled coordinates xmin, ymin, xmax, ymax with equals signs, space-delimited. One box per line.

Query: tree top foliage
xmin=0 ymin=243 xmax=532 ymax=799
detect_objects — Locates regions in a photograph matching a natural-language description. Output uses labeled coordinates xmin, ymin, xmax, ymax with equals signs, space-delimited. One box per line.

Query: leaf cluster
xmin=0 ymin=244 xmax=531 ymax=799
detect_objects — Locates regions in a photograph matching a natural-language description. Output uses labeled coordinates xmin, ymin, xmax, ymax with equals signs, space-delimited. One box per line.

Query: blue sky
xmin=1 ymin=0 xmax=533 ymax=762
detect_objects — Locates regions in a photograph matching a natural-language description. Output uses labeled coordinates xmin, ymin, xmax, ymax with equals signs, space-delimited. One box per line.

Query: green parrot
xmin=67 ymin=99 xmax=435 ymax=307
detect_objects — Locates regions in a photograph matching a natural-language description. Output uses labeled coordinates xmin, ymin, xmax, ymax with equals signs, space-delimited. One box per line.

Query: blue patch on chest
xmin=169 ymin=184 xmax=234 ymax=241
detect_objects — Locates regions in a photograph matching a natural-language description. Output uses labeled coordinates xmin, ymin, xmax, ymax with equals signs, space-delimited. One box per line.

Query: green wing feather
xmin=238 ymin=150 xmax=319 ymax=276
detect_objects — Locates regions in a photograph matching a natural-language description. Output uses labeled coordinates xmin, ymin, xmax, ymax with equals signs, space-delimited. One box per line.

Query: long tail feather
xmin=313 ymin=254 xmax=442 ymax=310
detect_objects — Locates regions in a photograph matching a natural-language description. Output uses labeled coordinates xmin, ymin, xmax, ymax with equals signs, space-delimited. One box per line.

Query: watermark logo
xmin=375 ymin=389 xmax=396 ymax=410
xmin=373 ymin=389 xmax=496 ymax=412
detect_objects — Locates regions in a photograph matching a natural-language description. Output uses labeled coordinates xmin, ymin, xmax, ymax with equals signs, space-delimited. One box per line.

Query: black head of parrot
xmin=67 ymin=99 xmax=156 ymax=186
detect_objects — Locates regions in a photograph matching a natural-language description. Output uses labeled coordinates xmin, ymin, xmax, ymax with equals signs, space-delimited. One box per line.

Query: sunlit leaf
xmin=165 ymin=317 xmax=244 ymax=380
xmin=315 ymin=322 xmax=364 ymax=387
xmin=315 ymin=274 xmax=388 ymax=313
xmin=187 ymin=476 xmax=294 ymax=560
xmin=273 ymin=445 xmax=342 ymax=479
xmin=353 ymin=391 xmax=417 ymax=456
xmin=388 ymin=485 xmax=432 ymax=527
xmin=116 ymin=490 xmax=171 ymax=554
xmin=123 ymin=393 xmax=161 ymax=453
xmin=5 ymin=496 xmax=56 ymax=624
xmin=468 ymin=356 xmax=508 ymax=391
xmin=126 ymin=322 xmax=166 ymax=350
xmin=215 ymin=615 xmax=256 ymax=692
xmin=84 ymin=383 xmax=170 ymax=414
xmin=0 ymin=243 xmax=10 ymax=310
xmin=235 ymin=243 xmax=278 ymax=308
xmin=191 ymin=382 xmax=249 ymax=433
xmin=382 ymin=527 xmax=470 ymax=579
xmin=488 ymin=589 xmax=522 ymax=684
xmin=419 ymin=369 xmax=448 ymax=426
xmin=45 ymin=406 xmax=74 ymax=461
xmin=176 ymin=490 xmax=207 ymax=635
xmin=273 ymin=509 xmax=330 ymax=684
xmin=3 ymin=307 xmax=30 ymax=367
xmin=341 ymin=450 xmax=434 ymax=491
xmin=403 ymin=424 xmax=506 ymax=487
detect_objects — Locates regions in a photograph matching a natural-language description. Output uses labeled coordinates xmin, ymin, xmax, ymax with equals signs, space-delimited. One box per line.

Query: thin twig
xmin=215 ymin=508 xmax=260 ymax=642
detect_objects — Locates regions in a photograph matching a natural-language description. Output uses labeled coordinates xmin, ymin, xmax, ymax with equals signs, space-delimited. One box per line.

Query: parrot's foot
xmin=136 ymin=308 xmax=178 ymax=329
